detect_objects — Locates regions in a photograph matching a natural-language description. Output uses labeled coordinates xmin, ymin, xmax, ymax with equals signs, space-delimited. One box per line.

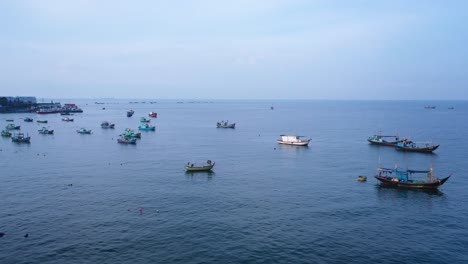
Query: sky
xmin=0 ymin=0 xmax=467 ymax=100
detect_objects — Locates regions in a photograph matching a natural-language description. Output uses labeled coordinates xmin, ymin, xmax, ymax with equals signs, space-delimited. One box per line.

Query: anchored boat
xmin=77 ymin=128 xmax=92 ymax=134
xmin=138 ymin=123 xmax=155 ymax=131
xmin=149 ymin=112 xmax=157 ymax=118
xmin=367 ymin=134 xmax=403 ymax=146
xmin=216 ymin=121 xmax=235 ymax=128
xmin=12 ymin=133 xmax=31 ymax=143
xmin=277 ymin=135 xmax=311 ymax=146
xmin=117 ymin=136 xmax=137 ymax=144
xmin=375 ymin=165 xmax=450 ymax=189
xmin=6 ymin=124 xmax=20 ymax=130
xmin=185 ymin=160 xmax=215 ymax=172
xmin=395 ymin=140 xmax=439 ymax=153
xmin=121 ymin=128 xmax=141 ymax=138
xmin=38 ymin=127 xmax=54 ymax=134
xmin=1 ymin=130 xmax=12 ymax=137
xmin=101 ymin=121 xmax=115 ymax=129
xmin=127 ymin=110 xmax=135 ymax=117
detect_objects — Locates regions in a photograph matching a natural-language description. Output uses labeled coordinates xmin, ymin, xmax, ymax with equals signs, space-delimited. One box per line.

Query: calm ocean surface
xmin=1 ymin=100 xmax=467 ymax=264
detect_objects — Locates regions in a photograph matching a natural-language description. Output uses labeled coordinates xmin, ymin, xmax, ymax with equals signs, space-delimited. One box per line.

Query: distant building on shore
xmin=0 ymin=96 xmax=38 ymax=113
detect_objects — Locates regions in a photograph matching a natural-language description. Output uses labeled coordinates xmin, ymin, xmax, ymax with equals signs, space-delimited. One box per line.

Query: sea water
xmin=0 ymin=100 xmax=467 ymax=264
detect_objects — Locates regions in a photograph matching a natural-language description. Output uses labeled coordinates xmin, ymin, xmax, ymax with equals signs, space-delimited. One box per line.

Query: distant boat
xmin=140 ymin=117 xmax=151 ymax=123
xmin=117 ymin=136 xmax=137 ymax=144
xmin=121 ymin=128 xmax=141 ymax=138
xmin=127 ymin=110 xmax=135 ymax=117
xmin=38 ymin=127 xmax=54 ymax=134
xmin=149 ymin=112 xmax=157 ymax=118
xmin=216 ymin=121 xmax=235 ymax=128
xmin=60 ymin=112 xmax=73 ymax=116
xmin=37 ymin=120 xmax=48 ymax=123
xmin=448 ymin=107 xmax=454 ymax=110
xmin=424 ymin=105 xmax=436 ymax=109
xmin=395 ymin=140 xmax=439 ymax=153
xmin=12 ymin=133 xmax=31 ymax=143
xmin=367 ymin=134 xmax=403 ymax=147
xmin=6 ymin=124 xmax=20 ymax=130
xmin=138 ymin=123 xmax=155 ymax=131
xmin=1 ymin=130 xmax=12 ymax=137
xmin=62 ymin=117 xmax=74 ymax=122
xmin=6 ymin=119 xmax=13 ymax=122
xmin=277 ymin=135 xmax=311 ymax=146
xmin=101 ymin=121 xmax=115 ymax=129
xmin=24 ymin=117 xmax=33 ymax=122
xmin=77 ymin=128 xmax=92 ymax=134
xmin=271 ymin=106 xmax=274 ymax=110
xmin=185 ymin=160 xmax=215 ymax=172
xmin=375 ymin=166 xmax=450 ymax=189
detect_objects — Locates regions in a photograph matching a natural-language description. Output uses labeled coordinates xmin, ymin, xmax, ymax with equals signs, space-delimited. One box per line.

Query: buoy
xmin=24 ymin=233 xmax=29 ymax=238
xmin=357 ymin=176 xmax=367 ymax=182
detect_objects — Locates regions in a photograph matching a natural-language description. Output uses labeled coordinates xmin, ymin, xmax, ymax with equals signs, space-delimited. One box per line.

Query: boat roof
xmin=377 ymin=167 xmax=430 ymax=174
xmin=280 ymin=135 xmax=306 ymax=137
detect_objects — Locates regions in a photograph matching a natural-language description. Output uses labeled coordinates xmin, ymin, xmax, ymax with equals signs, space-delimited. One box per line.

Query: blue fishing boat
xmin=375 ymin=165 xmax=450 ymax=189
xmin=38 ymin=127 xmax=54 ymax=134
xmin=138 ymin=124 xmax=155 ymax=131
xmin=77 ymin=128 xmax=92 ymax=134
xmin=127 ymin=110 xmax=135 ymax=117
xmin=12 ymin=133 xmax=31 ymax=143
xmin=395 ymin=140 xmax=439 ymax=153
xmin=101 ymin=121 xmax=115 ymax=129
xmin=117 ymin=136 xmax=137 ymax=144
xmin=24 ymin=117 xmax=33 ymax=122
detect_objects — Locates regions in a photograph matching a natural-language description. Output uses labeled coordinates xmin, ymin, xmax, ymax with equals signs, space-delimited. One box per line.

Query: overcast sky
xmin=0 ymin=0 xmax=467 ymax=99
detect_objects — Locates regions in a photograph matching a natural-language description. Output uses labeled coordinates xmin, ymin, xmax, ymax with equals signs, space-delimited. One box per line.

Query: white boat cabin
xmin=280 ymin=135 xmax=308 ymax=143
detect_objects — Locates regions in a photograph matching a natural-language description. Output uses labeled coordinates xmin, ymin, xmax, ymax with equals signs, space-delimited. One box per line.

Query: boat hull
xmin=277 ymin=140 xmax=310 ymax=146
xmin=395 ymin=145 xmax=439 ymax=153
xmin=185 ymin=163 xmax=215 ymax=172
xmin=375 ymin=175 xmax=450 ymax=189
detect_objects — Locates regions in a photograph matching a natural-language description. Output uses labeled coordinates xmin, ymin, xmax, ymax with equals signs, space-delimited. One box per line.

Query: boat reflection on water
xmin=185 ymin=170 xmax=215 ymax=180
xmin=375 ymin=185 xmax=444 ymax=197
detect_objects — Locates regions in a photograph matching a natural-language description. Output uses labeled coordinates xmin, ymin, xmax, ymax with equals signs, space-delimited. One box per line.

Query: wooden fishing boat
xmin=277 ymin=135 xmax=311 ymax=146
xmin=127 ymin=110 xmax=134 ymax=117
xmin=117 ymin=137 xmax=137 ymax=144
xmin=38 ymin=127 xmax=54 ymax=134
xmin=138 ymin=124 xmax=155 ymax=131
xmin=24 ymin=117 xmax=33 ymax=122
xmin=216 ymin=121 xmax=235 ymax=128
xmin=185 ymin=160 xmax=215 ymax=172
xmin=395 ymin=140 xmax=439 ymax=153
xmin=77 ymin=128 xmax=92 ymax=134
xmin=6 ymin=124 xmax=20 ymax=130
xmin=1 ymin=130 xmax=12 ymax=137
xmin=101 ymin=121 xmax=115 ymax=129
xmin=375 ymin=166 xmax=450 ymax=189
xmin=367 ymin=134 xmax=403 ymax=146
xmin=37 ymin=120 xmax=48 ymax=123
xmin=12 ymin=133 xmax=31 ymax=143
xmin=62 ymin=117 xmax=74 ymax=122
xmin=149 ymin=112 xmax=157 ymax=118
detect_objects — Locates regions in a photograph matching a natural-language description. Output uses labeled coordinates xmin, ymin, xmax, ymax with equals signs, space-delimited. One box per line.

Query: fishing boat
xmin=448 ymin=107 xmax=455 ymax=110
xmin=277 ymin=135 xmax=311 ymax=146
xmin=101 ymin=121 xmax=115 ymax=129
xmin=24 ymin=117 xmax=33 ymax=122
xmin=424 ymin=105 xmax=436 ymax=109
xmin=375 ymin=165 xmax=450 ymax=189
xmin=76 ymin=128 xmax=92 ymax=134
xmin=185 ymin=160 xmax=215 ymax=172
xmin=149 ymin=112 xmax=157 ymax=118
xmin=38 ymin=127 xmax=54 ymax=134
xmin=62 ymin=117 xmax=74 ymax=122
xmin=6 ymin=124 xmax=20 ymax=130
xmin=1 ymin=130 xmax=12 ymax=137
xmin=127 ymin=110 xmax=135 ymax=117
xmin=216 ymin=121 xmax=235 ymax=128
xmin=37 ymin=120 xmax=48 ymax=123
xmin=395 ymin=140 xmax=439 ymax=153
xmin=12 ymin=133 xmax=31 ymax=143
xmin=121 ymin=128 xmax=141 ymax=138
xmin=117 ymin=136 xmax=137 ymax=144
xmin=6 ymin=119 xmax=13 ymax=122
xmin=140 ymin=117 xmax=151 ymax=123
xmin=367 ymin=134 xmax=403 ymax=146
xmin=138 ymin=123 xmax=155 ymax=131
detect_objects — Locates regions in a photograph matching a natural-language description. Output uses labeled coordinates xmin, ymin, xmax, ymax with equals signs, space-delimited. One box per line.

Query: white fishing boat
xmin=277 ymin=135 xmax=311 ymax=146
